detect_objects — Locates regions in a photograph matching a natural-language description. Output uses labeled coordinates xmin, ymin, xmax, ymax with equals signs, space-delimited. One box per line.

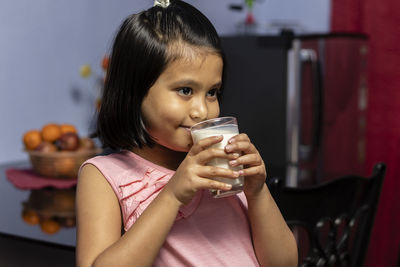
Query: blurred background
xmin=0 ymin=0 xmax=398 ymax=266
xmin=0 ymin=0 xmax=331 ymax=164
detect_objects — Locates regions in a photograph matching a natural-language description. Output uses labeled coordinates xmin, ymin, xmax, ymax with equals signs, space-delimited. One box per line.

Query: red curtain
xmin=331 ymin=0 xmax=400 ymax=266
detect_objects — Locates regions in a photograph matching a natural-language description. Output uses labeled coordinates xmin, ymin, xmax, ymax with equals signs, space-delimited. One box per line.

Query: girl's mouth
xmin=180 ymin=126 xmax=192 ymax=132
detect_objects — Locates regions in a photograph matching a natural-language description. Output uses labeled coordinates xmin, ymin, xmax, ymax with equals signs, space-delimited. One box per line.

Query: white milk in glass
xmin=191 ymin=124 xmax=244 ymax=198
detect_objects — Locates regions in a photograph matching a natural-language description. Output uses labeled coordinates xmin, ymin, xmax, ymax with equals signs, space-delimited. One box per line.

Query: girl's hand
xmin=224 ymin=133 xmax=267 ymax=199
xmin=164 ymin=135 xmax=240 ymax=205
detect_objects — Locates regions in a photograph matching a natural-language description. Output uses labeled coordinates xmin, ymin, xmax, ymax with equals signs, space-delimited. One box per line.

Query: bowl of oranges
xmin=23 ymin=123 xmax=102 ymax=179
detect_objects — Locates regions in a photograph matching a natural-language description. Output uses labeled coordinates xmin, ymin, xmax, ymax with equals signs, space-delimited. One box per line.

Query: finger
xmin=190 ymin=135 xmax=223 ymax=155
xmin=229 ymin=153 xmax=262 ymax=168
xmin=227 ymin=133 xmax=250 ymax=144
xmin=196 ymin=148 xmax=240 ymax=165
xmin=238 ymin=165 xmax=266 ymax=178
xmin=196 ymin=177 xmax=233 ymax=192
xmin=225 ymin=140 xmax=255 ymax=154
xmin=197 ymin=165 xmax=241 ymax=179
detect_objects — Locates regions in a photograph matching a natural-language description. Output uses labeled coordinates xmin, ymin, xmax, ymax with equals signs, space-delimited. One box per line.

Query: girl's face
xmin=141 ymin=49 xmax=223 ymax=153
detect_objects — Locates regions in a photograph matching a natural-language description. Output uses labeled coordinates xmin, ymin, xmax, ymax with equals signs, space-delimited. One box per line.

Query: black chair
xmin=269 ymin=163 xmax=386 ymax=267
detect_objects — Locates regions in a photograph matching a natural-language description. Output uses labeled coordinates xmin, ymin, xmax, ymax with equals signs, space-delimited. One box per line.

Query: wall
xmin=190 ymin=0 xmax=331 ymax=35
xmin=0 ymin=0 xmax=330 ymax=163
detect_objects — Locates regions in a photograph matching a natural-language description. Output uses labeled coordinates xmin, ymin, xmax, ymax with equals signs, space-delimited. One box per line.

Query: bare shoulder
xmin=76 ymin=163 xmax=122 ymax=267
xmin=76 ymin=163 xmax=118 ymax=210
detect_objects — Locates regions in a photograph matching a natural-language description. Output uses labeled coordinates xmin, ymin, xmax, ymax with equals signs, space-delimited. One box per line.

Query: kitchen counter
xmin=0 ymin=160 xmax=76 ymax=248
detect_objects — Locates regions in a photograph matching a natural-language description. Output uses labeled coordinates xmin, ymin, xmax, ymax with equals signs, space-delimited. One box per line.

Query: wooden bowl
xmin=27 ymin=148 xmax=102 ymax=179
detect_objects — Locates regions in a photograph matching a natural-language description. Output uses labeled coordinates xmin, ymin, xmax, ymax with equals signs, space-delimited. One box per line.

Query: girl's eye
xmin=177 ymin=87 xmax=192 ymax=96
xmin=206 ymin=88 xmax=219 ymax=97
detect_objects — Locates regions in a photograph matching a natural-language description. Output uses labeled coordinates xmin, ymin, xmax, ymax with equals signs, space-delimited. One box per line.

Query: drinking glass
xmin=191 ymin=117 xmax=244 ymax=198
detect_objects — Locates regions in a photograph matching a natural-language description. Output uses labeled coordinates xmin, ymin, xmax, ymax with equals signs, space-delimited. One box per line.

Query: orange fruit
xmin=60 ymin=124 xmax=77 ymax=134
xmin=40 ymin=219 xmax=61 ymax=234
xmin=101 ymin=55 xmax=109 ymax=70
xmin=41 ymin=123 xmax=61 ymax=142
xmin=23 ymin=130 xmax=42 ymax=150
xmin=22 ymin=210 xmax=40 ymax=225
xmin=35 ymin=141 xmax=58 ymax=153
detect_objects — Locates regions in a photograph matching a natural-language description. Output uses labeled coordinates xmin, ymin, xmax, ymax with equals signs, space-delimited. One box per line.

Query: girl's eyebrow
xmin=171 ymin=79 xmax=222 ymax=88
xmin=212 ymin=81 xmax=223 ymax=88
xmin=171 ymin=79 xmax=199 ymax=87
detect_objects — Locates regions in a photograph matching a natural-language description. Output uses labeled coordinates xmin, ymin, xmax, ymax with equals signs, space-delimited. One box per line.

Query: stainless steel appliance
xmin=220 ymin=32 xmax=368 ymax=186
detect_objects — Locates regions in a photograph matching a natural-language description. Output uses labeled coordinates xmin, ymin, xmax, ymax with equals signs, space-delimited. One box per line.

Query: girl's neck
xmin=131 ymin=144 xmax=186 ymax=171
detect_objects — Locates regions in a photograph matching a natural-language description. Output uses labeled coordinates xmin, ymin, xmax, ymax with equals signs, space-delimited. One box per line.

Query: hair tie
xmin=154 ymin=0 xmax=170 ymax=8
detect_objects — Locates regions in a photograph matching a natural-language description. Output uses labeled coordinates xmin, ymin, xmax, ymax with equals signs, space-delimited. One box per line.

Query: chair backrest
xmin=269 ymin=163 xmax=386 ymax=267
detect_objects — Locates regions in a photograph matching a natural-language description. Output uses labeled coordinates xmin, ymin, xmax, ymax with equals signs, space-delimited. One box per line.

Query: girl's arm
xmin=76 ymin=136 xmax=239 ymax=267
xmin=226 ymin=134 xmax=298 ymax=267
xmin=76 ymin=163 xmax=181 ymax=267
xmin=247 ymin=184 xmax=298 ymax=267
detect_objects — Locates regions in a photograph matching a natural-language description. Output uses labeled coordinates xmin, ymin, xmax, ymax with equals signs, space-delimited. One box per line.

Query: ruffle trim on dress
xmin=119 ymin=168 xmax=169 ymax=230
xmin=119 ymin=167 xmax=203 ymax=231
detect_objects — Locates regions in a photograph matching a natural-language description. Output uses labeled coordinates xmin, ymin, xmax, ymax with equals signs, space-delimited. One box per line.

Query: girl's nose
xmin=189 ymin=97 xmax=208 ymax=121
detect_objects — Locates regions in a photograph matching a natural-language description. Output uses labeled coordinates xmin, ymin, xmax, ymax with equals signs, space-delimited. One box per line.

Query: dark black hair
xmin=96 ymin=0 xmax=225 ymax=150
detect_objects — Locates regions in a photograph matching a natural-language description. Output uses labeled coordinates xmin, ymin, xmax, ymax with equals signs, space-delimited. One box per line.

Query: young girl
xmin=76 ymin=1 xmax=298 ymax=266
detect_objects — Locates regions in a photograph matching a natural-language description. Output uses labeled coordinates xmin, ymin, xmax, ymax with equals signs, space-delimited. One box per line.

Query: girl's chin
xmin=174 ymin=145 xmax=191 ymax=153
xmin=156 ymin=142 xmax=192 ymax=154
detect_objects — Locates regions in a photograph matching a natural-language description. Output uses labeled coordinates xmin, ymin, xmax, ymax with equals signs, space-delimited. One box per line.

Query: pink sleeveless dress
xmin=82 ymin=150 xmax=259 ymax=266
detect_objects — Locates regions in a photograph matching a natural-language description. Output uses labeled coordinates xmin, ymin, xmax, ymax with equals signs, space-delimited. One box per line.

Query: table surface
xmin=0 ymin=160 xmax=75 ymax=247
